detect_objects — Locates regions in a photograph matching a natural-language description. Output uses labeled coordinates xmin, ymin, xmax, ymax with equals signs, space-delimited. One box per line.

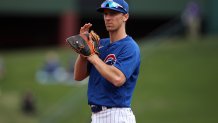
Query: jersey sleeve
xmin=113 ymin=45 xmax=140 ymax=80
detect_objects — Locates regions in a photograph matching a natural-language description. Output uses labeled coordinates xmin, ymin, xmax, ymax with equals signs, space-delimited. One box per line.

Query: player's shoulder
xmin=100 ymin=38 xmax=110 ymax=42
xmin=124 ymin=36 xmax=140 ymax=50
xmin=100 ymin=38 xmax=110 ymax=46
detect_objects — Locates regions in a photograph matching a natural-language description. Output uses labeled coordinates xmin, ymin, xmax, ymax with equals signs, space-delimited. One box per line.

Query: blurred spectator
xmin=0 ymin=56 xmax=5 ymax=80
xmin=181 ymin=0 xmax=202 ymax=41
xmin=36 ymin=51 xmax=67 ymax=83
xmin=66 ymin=56 xmax=75 ymax=81
xmin=21 ymin=90 xmax=36 ymax=115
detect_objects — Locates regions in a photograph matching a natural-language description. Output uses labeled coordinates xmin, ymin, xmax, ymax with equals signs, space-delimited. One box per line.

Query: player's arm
xmin=87 ymin=54 xmax=126 ymax=87
xmin=74 ymin=55 xmax=89 ymax=81
xmin=73 ymin=23 xmax=92 ymax=81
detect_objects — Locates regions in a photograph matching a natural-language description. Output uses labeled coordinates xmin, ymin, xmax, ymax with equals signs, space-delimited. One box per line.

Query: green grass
xmin=133 ymin=36 xmax=218 ymax=123
xmin=0 ymin=36 xmax=218 ymax=123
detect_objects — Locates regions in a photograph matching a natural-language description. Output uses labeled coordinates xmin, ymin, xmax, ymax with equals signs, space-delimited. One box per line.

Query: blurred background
xmin=0 ymin=0 xmax=218 ymax=123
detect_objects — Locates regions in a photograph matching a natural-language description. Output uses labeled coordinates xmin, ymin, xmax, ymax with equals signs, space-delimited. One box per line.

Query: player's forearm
xmin=74 ymin=55 xmax=89 ymax=81
xmin=88 ymin=54 xmax=126 ymax=87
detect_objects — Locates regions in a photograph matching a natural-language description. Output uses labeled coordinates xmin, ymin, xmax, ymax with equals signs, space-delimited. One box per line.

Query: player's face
xmin=103 ymin=9 xmax=128 ymax=32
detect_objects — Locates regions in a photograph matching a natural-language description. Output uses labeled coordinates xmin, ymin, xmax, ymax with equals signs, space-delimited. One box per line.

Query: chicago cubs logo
xmin=104 ymin=54 xmax=116 ymax=65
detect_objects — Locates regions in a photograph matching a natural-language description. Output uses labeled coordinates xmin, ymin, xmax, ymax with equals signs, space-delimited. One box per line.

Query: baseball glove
xmin=66 ymin=30 xmax=100 ymax=57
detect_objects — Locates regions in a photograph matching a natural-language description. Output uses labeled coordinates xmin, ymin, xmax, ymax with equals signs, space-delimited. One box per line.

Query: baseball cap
xmin=97 ymin=0 xmax=129 ymax=14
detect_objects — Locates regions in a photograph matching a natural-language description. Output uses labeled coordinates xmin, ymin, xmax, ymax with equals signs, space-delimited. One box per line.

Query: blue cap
xmin=97 ymin=0 xmax=129 ymax=14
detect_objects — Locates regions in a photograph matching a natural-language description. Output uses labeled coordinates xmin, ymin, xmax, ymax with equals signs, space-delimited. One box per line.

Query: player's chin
xmin=106 ymin=27 xmax=115 ymax=32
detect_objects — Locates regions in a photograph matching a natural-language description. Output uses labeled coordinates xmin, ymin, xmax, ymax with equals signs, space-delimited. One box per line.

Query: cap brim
xmin=97 ymin=7 xmax=127 ymax=14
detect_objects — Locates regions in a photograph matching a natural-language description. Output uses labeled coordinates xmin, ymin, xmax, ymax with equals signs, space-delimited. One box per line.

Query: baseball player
xmin=73 ymin=0 xmax=140 ymax=122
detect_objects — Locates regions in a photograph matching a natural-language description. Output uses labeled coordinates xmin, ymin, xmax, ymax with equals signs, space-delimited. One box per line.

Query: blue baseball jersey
xmin=87 ymin=35 xmax=140 ymax=107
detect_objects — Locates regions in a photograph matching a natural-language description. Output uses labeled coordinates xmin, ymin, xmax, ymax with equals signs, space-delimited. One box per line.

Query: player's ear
xmin=123 ymin=13 xmax=129 ymax=22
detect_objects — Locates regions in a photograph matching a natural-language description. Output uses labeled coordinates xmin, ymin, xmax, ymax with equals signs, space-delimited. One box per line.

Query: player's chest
xmin=99 ymin=45 xmax=121 ymax=65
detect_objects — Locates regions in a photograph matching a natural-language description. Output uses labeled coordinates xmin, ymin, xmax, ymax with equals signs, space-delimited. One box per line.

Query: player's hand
xmin=66 ymin=29 xmax=100 ymax=57
xmin=80 ymin=23 xmax=92 ymax=34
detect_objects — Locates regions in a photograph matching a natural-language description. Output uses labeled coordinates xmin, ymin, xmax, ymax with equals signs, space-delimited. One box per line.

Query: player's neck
xmin=109 ymin=27 xmax=127 ymax=43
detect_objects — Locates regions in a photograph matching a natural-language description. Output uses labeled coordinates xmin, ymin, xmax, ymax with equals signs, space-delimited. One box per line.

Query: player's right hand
xmin=80 ymin=23 xmax=92 ymax=34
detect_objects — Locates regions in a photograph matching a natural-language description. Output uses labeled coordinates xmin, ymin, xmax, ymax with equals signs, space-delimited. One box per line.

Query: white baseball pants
xmin=91 ymin=108 xmax=136 ymax=123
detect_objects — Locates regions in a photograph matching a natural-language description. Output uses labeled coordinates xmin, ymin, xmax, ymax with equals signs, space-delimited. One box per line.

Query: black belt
xmin=90 ymin=105 xmax=112 ymax=113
